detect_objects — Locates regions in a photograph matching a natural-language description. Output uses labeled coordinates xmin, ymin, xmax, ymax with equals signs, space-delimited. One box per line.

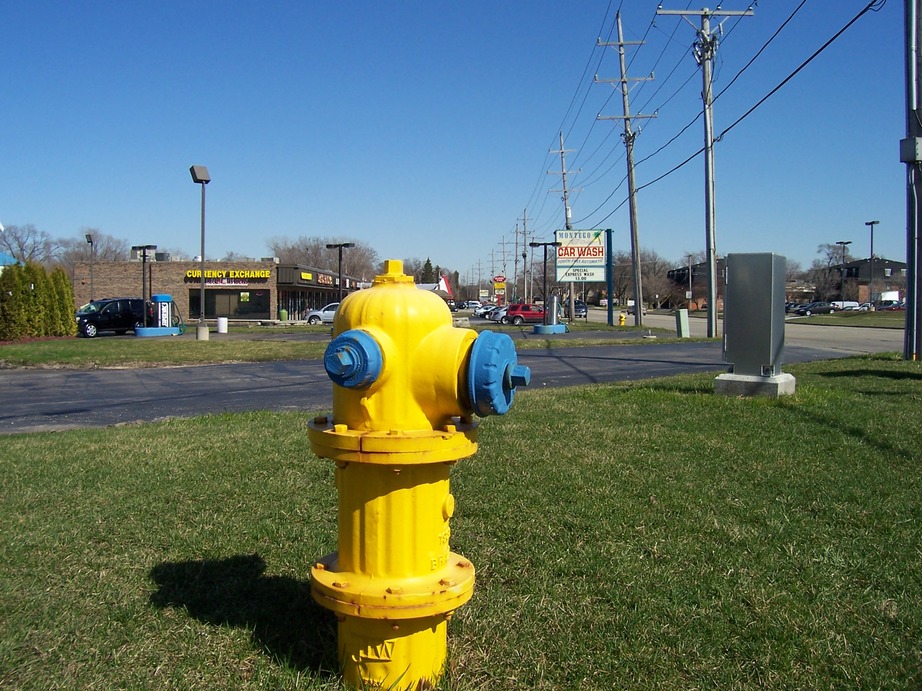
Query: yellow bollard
xmin=308 ymin=259 xmax=529 ymax=689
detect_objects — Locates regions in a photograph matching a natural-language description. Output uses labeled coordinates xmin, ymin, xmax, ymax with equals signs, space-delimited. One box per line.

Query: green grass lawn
xmin=2 ymin=354 xmax=921 ymax=689
xmin=0 ymin=324 xmax=667 ymax=369
xmin=787 ymin=309 xmax=906 ymax=328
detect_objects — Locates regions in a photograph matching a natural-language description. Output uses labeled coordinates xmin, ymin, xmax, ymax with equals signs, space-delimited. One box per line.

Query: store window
xmin=190 ymin=289 xmax=270 ymax=319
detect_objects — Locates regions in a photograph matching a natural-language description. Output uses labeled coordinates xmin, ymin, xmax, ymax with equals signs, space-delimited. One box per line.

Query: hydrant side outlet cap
xmin=468 ymin=330 xmax=529 ymax=416
xmin=325 ymin=329 xmax=383 ymax=388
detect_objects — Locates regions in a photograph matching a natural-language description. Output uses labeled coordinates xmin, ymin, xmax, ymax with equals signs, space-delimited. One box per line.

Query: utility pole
xmin=597 ymin=11 xmax=657 ymax=327
xmin=657 ymin=5 xmax=753 ymax=338
xmin=517 ymin=210 xmax=532 ymax=303
xmin=550 ymin=132 xmax=574 ymax=318
xmin=902 ymin=0 xmax=922 ymax=359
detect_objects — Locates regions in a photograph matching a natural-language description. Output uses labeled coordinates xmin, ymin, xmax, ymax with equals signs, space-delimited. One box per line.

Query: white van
xmin=831 ymin=301 xmax=859 ymax=311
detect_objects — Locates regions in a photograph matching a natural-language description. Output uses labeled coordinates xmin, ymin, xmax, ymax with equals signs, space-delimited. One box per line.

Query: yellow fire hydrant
xmin=619 ymin=311 xmax=626 ymax=326
xmin=308 ymin=259 xmax=529 ymax=689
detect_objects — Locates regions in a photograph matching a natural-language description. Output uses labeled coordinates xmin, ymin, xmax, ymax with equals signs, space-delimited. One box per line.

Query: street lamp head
xmin=327 ymin=242 xmax=356 ymax=249
xmin=189 ymin=165 xmax=211 ymax=184
xmin=85 ymin=233 xmax=94 ymax=244
xmin=865 ymin=220 xmax=879 ymax=226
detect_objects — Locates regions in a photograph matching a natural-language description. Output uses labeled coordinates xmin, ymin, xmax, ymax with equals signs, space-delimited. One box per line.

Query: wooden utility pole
xmin=657 ymin=5 xmax=753 ymax=338
xmin=597 ymin=11 xmax=657 ymax=326
xmin=550 ymin=132 xmax=575 ymax=318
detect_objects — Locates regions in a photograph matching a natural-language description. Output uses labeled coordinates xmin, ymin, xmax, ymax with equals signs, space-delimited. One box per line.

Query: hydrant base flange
xmin=312 ymin=551 xmax=475 ymax=619
xmin=308 ymin=417 xmax=478 ymax=465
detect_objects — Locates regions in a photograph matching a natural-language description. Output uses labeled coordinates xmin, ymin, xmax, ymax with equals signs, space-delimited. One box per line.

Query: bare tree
xmin=266 ymin=236 xmax=379 ymax=281
xmin=809 ymin=243 xmax=853 ymax=301
xmin=640 ymin=249 xmax=674 ymax=308
xmin=1 ymin=224 xmax=62 ymax=265
xmin=56 ymin=229 xmax=130 ymax=274
xmin=785 ymin=259 xmax=804 ymax=282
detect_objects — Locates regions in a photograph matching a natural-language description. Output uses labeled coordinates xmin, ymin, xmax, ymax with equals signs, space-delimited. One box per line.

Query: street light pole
xmin=85 ymin=233 xmax=95 ymax=302
xmin=326 ymin=242 xmax=355 ymax=304
xmin=836 ymin=240 xmax=852 ymax=302
xmin=189 ymin=166 xmax=211 ymax=341
xmin=529 ymin=240 xmax=561 ymax=325
xmin=865 ymin=220 xmax=879 ymax=309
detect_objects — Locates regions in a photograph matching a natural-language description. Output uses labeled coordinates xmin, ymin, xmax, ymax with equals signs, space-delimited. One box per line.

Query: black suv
xmin=76 ymin=298 xmax=147 ymax=337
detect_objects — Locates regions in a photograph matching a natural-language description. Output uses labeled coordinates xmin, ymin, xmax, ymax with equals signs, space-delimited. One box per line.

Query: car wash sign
xmin=555 ymin=229 xmax=605 ymax=282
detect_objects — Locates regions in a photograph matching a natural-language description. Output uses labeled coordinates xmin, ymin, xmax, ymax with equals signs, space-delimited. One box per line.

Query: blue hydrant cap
xmin=467 ymin=330 xmax=530 ymax=416
xmin=324 ymin=329 xmax=383 ymax=389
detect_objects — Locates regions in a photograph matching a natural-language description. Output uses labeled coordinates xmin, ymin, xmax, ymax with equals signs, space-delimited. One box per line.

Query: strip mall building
xmin=72 ymin=258 xmax=361 ymax=322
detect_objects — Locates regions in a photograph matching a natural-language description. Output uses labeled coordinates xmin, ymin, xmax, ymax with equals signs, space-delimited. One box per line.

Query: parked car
xmin=306 ymin=302 xmax=339 ymax=325
xmin=488 ymin=305 xmax=509 ymax=323
xmin=505 ymin=303 xmax=546 ymax=325
xmin=795 ymin=301 xmax=834 ymax=316
xmin=626 ymin=304 xmax=647 ymax=315
xmin=565 ymin=299 xmax=588 ymax=319
xmin=474 ymin=304 xmax=496 ymax=318
xmin=879 ymin=301 xmax=906 ymax=311
xmin=462 ymin=300 xmax=482 ymax=310
xmin=76 ymin=297 xmax=147 ymax=338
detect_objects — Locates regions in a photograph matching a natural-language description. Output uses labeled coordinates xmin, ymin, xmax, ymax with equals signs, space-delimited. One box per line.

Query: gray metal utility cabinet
xmin=715 ymin=253 xmax=796 ymax=398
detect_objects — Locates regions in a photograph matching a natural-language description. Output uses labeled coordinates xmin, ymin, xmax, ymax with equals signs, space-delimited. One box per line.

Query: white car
xmin=306 ymin=302 xmax=339 ymax=325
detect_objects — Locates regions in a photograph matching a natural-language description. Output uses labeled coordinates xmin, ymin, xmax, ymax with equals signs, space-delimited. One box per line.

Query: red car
xmin=503 ymin=303 xmax=546 ymax=325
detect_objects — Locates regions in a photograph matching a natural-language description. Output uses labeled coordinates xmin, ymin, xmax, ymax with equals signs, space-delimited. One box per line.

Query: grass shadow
xmin=818 ymin=368 xmax=922 ymax=381
xmin=149 ymin=553 xmax=338 ymax=674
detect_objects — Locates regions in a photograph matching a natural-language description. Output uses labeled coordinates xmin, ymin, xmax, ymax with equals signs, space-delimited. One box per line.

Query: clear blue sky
xmin=0 ymin=1 xmax=903 ymax=281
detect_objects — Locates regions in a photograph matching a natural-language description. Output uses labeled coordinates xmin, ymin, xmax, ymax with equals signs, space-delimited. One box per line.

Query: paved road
xmin=0 ymin=316 xmax=903 ymax=435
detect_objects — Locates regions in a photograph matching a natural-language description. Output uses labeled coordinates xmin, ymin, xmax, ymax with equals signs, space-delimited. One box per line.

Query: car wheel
xmin=308 ymin=316 xmax=321 ymax=325
xmin=83 ymin=322 xmax=98 ymax=338
xmin=512 ymin=316 xmax=524 ymax=325
xmin=500 ymin=316 xmax=510 ymax=324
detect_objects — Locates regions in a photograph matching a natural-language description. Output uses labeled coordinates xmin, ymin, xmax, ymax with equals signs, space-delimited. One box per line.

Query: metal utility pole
xmin=865 ymin=220 xmax=879 ymax=308
xmin=902 ymin=0 xmax=922 ymax=360
xmin=657 ymin=6 xmax=753 ymax=338
xmin=597 ymin=11 xmax=657 ymax=326
xmin=550 ymin=132 xmax=575 ymax=318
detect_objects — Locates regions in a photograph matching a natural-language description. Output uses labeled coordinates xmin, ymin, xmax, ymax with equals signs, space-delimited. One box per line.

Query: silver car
xmin=306 ymin=302 xmax=339 ymax=325
xmin=488 ymin=305 xmax=508 ymax=323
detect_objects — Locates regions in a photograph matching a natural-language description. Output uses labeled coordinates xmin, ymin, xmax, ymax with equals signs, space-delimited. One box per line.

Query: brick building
xmin=73 ymin=258 xmax=360 ymax=322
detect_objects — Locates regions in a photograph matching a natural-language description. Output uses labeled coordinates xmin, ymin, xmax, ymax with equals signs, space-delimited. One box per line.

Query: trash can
xmin=548 ymin=295 xmax=559 ymax=326
xmin=217 ymin=317 xmax=228 ymax=334
xmin=279 ymin=309 xmax=289 ymax=321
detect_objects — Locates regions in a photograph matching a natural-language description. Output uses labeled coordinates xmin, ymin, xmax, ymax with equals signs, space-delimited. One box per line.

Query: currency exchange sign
xmin=555 ymin=229 xmax=606 ymax=282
